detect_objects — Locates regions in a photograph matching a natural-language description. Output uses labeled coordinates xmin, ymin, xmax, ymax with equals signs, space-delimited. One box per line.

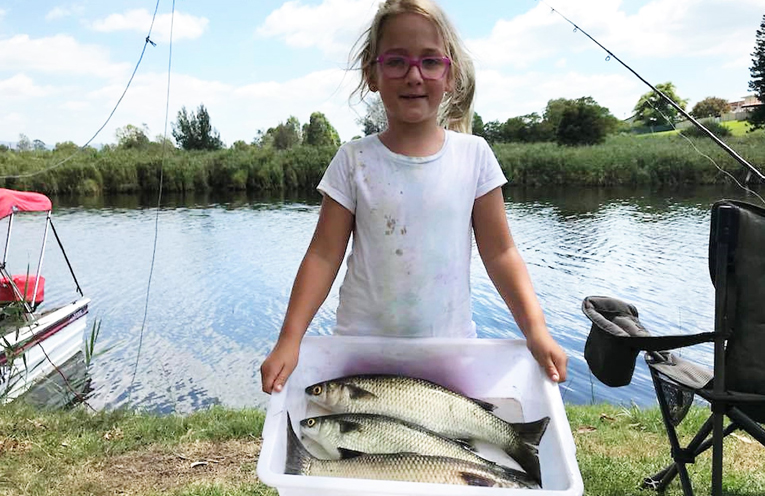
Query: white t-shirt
xmin=317 ymin=130 xmax=507 ymax=337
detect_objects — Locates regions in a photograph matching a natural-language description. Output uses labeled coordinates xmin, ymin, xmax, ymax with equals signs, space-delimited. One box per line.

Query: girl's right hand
xmin=260 ymin=336 xmax=301 ymax=394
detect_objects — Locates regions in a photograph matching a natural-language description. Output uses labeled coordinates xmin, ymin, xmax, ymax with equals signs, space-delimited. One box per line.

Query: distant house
xmin=729 ymin=94 xmax=762 ymax=113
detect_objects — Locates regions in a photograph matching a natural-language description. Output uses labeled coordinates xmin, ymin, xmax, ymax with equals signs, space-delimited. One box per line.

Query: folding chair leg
xmin=711 ymin=411 xmax=724 ymax=496
xmin=728 ymin=407 xmax=765 ymax=444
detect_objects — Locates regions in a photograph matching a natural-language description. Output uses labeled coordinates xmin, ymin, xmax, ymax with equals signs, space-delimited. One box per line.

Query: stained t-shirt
xmin=317 ymin=130 xmax=507 ymax=337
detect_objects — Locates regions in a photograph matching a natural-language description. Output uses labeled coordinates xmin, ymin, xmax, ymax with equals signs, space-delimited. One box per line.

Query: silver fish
xmin=285 ymin=413 xmax=533 ymax=488
xmin=305 ymin=374 xmax=549 ymax=485
xmin=299 ymin=412 xmax=539 ymax=488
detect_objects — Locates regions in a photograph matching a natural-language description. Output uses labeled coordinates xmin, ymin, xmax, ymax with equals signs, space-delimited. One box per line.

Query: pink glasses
xmin=375 ymin=54 xmax=451 ymax=80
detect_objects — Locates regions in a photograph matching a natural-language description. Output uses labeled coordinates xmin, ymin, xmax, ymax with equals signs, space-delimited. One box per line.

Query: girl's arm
xmin=260 ymin=196 xmax=354 ymax=393
xmin=472 ymin=187 xmax=568 ymax=382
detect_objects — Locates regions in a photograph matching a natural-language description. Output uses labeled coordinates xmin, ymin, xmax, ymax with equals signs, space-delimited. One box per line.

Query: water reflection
xmin=18 ymin=185 xmax=763 ymax=412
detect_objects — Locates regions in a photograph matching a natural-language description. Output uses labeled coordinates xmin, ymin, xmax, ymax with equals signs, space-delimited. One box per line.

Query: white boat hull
xmin=0 ymin=297 xmax=90 ymax=402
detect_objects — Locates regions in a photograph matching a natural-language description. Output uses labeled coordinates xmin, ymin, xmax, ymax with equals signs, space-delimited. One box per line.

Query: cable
xmin=0 ymin=0 xmax=164 ymax=180
xmin=127 ymin=0 xmax=175 ymax=405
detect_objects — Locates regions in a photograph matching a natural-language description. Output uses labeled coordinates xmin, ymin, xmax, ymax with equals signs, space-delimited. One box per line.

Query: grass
xmin=639 ymin=120 xmax=763 ymax=138
xmin=0 ymin=403 xmax=763 ymax=496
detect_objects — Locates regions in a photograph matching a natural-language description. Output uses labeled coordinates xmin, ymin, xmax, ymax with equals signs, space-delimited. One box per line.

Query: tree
xmin=116 ymin=124 xmax=151 ymax=149
xmin=17 ymin=134 xmax=32 ymax=152
xmin=690 ymin=97 xmax=731 ymax=119
xmin=272 ymin=116 xmax=302 ymax=150
xmin=633 ymin=82 xmax=688 ymax=128
xmin=357 ymin=95 xmax=387 ymax=135
xmin=748 ymin=14 xmax=765 ymax=130
xmin=32 ymin=139 xmax=47 ymax=151
xmin=556 ymin=97 xmax=619 ymax=146
xmin=472 ymin=113 xmax=485 ymax=138
xmin=302 ymin=112 xmax=341 ymax=147
xmin=172 ymin=104 xmax=223 ymax=151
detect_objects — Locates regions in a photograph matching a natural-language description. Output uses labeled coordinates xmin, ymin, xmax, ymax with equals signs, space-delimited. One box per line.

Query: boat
xmin=0 ymin=188 xmax=91 ymax=402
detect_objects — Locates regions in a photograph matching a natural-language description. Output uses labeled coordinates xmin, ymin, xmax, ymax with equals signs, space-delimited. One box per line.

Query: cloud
xmin=469 ymin=0 xmax=762 ymax=69
xmin=474 ymin=69 xmax=642 ymax=121
xmin=0 ymin=74 xmax=57 ymax=101
xmin=46 ymin=4 xmax=85 ymax=21
xmin=257 ymin=0 xmax=379 ymax=59
xmin=0 ymin=35 xmax=130 ymax=78
xmin=0 ymin=9 xmax=5 ymax=22
xmin=90 ymin=9 xmax=209 ymax=42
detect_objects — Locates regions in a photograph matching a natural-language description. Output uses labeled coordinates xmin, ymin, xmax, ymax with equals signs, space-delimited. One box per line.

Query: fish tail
xmin=285 ymin=412 xmax=312 ymax=475
xmin=505 ymin=416 xmax=550 ymax=486
xmin=511 ymin=416 xmax=550 ymax=448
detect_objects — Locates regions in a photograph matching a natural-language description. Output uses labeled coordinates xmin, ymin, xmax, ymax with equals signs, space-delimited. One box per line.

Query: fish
xmin=299 ymin=412 xmax=539 ymax=488
xmin=285 ymin=413 xmax=534 ymax=488
xmin=304 ymin=374 xmax=549 ymax=485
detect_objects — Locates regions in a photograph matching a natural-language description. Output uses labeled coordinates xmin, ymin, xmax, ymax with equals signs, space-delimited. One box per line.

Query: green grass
xmin=0 ymin=402 xmax=763 ymax=495
xmin=639 ymin=120 xmax=763 ymax=138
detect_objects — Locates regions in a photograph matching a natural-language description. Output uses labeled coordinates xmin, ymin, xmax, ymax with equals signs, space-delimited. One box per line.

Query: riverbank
xmin=0 ymin=403 xmax=762 ymax=496
xmin=1 ymin=132 xmax=763 ymax=195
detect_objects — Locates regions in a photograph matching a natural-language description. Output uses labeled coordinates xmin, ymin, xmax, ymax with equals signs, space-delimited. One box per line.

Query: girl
xmin=261 ymin=0 xmax=567 ymax=394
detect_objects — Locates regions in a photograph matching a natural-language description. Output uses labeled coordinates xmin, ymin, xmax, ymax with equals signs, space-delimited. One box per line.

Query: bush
xmin=682 ymin=120 xmax=731 ymax=138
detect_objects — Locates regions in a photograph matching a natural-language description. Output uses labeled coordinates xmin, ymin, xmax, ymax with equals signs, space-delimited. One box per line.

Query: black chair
xmin=581 ymin=199 xmax=765 ymax=496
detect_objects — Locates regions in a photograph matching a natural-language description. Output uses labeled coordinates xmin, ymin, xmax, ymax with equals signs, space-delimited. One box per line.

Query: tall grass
xmin=1 ymin=133 xmax=762 ymax=195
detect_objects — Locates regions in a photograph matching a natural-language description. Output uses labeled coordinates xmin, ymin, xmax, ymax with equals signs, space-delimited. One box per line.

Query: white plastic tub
xmin=257 ymin=335 xmax=583 ymax=496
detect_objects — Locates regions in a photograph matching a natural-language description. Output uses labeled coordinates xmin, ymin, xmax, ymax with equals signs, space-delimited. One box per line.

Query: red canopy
xmin=0 ymin=188 xmax=52 ymax=219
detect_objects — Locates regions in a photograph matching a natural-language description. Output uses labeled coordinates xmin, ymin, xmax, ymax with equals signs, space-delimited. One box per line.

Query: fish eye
xmin=312 ymin=385 xmax=323 ymax=395
xmin=306 ymin=418 xmax=316 ymax=427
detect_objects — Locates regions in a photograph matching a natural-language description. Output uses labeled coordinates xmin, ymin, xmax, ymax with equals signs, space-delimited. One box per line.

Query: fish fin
xmin=337 ymin=419 xmax=362 ymax=434
xmin=511 ymin=416 xmax=550 ymax=448
xmin=454 ymin=438 xmax=478 ymax=452
xmin=490 ymin=464 xmax=542 ymax=489
xmin=502 ymin=443 xmax=542 ymax=487
xmin=346 ymin=384 xmax=376 ymax=400
xmin=285 ymin=412 xmax=312 ymax=475
xmin=337 ymin=447 xmax=365 ymax=459
xmin=460 ymin=472 xmax=496 ymax=487
xmin=500 ymin=417 xmax=550 ymax=487
xmin=470 ymin=398 xmax=498 ymax=411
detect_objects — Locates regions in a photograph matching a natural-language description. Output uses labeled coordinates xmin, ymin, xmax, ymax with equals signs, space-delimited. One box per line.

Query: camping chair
xmin=581 ymin=199 xmax=765 ymax=496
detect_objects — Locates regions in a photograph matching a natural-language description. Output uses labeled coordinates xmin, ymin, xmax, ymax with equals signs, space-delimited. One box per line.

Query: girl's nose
xmin=403 ymin=63 xmax=424 ymax=83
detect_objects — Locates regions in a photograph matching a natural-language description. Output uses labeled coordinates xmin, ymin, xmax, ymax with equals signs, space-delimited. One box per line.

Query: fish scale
xmin=305 ymin=374 xmax=549 ymax=486
xmin=300 ymin=413 xmax=538 ymax=488
xmin=286 ymin=414 xmax=531 ymax=488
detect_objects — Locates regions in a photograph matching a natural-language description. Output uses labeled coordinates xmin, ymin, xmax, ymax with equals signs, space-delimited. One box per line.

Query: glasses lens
xmin=420 ymin=57 xmax=447 ymax=79
xmin=381 ymin=56 xmax=408 ymax=78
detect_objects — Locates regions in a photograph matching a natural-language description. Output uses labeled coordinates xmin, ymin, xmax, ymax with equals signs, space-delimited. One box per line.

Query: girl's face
xmin=372 ymin=13 xmax=452 ymax=131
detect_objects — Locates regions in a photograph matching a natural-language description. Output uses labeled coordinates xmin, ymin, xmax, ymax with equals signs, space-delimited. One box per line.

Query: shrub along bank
xmin=1 ymin=133 xmax=762 ymax=195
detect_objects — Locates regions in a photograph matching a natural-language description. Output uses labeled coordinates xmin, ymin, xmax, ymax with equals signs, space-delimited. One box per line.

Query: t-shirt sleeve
xmin=475 ymin=137 xmax=508 ymax=199
xmin=317 ymin=145 xmax=356 ymax=214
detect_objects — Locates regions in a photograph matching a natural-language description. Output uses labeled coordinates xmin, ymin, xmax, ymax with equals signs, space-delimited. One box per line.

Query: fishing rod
xmin=539 ymin=0 xmax=765 ymax=183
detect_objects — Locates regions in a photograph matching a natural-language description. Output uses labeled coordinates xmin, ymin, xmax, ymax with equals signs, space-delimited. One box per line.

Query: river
xmin=8 ymin=184 xmax=762 ymax=413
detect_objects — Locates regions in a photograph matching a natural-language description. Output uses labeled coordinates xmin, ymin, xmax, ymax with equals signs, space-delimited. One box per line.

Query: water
xmin=6 ymin=185 xmax=762 ymax=413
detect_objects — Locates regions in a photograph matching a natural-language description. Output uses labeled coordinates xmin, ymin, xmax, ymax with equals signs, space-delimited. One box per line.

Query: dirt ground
xmin=61 ymin=438 xmax=264 ymax=495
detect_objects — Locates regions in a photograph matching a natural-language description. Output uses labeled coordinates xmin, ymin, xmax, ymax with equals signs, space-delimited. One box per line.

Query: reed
xmin=1 ymin=134 xmax=762 ymax=195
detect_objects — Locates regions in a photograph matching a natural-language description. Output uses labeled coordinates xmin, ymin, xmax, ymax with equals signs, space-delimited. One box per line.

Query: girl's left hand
xmin=526 ymin=333 xmax=568 ymax=383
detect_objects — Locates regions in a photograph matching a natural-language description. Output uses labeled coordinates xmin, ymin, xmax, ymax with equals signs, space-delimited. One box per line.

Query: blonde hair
xmin=350 ymin=0 xmax=476 ymax=134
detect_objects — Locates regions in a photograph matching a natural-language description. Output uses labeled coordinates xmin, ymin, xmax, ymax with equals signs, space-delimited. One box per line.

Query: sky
xmin=1 ymin=0 xmax=763 ymax=146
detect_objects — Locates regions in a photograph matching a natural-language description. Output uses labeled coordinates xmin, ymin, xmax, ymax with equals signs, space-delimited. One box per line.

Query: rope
xmin=128 ymin=0 xmax=175 ymax=405
xmin=0 ymin=0 xmax=164 ymax=180
xmin=538 ymin=0 xmax=765 ymax=186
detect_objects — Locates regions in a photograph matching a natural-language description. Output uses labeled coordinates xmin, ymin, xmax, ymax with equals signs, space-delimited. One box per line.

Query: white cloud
xmin=46 ymin=4 xmax=84 ymax=21
xmin=0 ymin=35 xmax=129 ymax=78
xmin=257 ymin=0 xmax=379 ymax=59
xmin=91 ymin=10 xmax=209 ymax=42
xmin=0 ymin=74 xmax=57 ymax=101
xmin=474 ymin=69 xmax=642 ymax=121
xmin=469 ymin=0 xmax=763 ymax=69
